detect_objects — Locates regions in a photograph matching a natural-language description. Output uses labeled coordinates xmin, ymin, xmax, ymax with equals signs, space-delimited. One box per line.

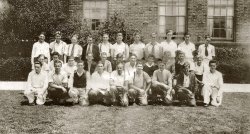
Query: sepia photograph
xmin=0 ymin=0 xmax=249 ymax=133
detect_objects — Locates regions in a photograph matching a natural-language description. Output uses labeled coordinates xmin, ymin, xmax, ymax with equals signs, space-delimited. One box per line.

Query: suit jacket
xmin=175 ymin=72 xmax=198 ymax=93
xmin=82 ymin=44 xmax=100 ymax=62
xmin=84 ymin=61 xmax=97 ymax=75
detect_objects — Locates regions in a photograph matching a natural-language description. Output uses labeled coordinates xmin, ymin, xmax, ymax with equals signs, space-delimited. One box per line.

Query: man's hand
xmin=61 ymin=87 xmax=67 ymax=93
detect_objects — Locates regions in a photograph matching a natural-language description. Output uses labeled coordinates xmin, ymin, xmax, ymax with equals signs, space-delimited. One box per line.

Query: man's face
xmin=205 ymin=38 xmax=211 ymax=45
xmin=97 ymin=64 xmax=104 ymax=72
xmin=87 ymin=37 xmax=93 ymax=44
xmin=179 ymin=53 xmax=185 ymax=61
xmin=39 ymin=34 xmax=45 ymax=42
xmin=130 ymin=56 xmax=136 ymax=63
xmin=183 ymin=65 xmax=190 ymax=74
xmin=71 ymin=37 xmax=77 ymax=44
xmin=117 ymin=36 xmax=123 ymax=42
xmin=103 ymin=35 xmax=109 ymax=42
xmin=209 ymin=63 xmax=217 ymax=72
xmin=68 ymin=59 xmax=75 ymax=66
xmin=101 ymin=54 xmax=107 ymax=61
xmin=34 ymin=64 xmax=42 ymax=73
xmin=54 ymin=63 xmax=62 ymax=72
xmin=151 ymin=33 xmax=157 ymax=41
xmin=55 ymin=35 xmax=61 ymax=41
xmin=86 ymin=54 xmax=93 ymax=61
xmin=134 ymin=35 xmax=140 ymax=42
xmin=166 ymin=33 xmax=173 ymax=40
xmin=184 ymin=35 xmax=190 ymax=42
xmin=148 ymin=57 xmax=154 ymax=63
xmin=158 ymin=63 xmax=165 ymax=71
xmin=117 ymin=64 xmax=123 ymax=74
xmin=77 ymin=63 xmax=84 ymax=70
xmin=197 ymin=58 xmax=202 ymax=65
xmin=136 ymin=64 xmax=143 ymax=71
xmin=38 ymin=56 xmax=44 ymax=63
xmin=53 ymin=55 xmax=59 ymax=61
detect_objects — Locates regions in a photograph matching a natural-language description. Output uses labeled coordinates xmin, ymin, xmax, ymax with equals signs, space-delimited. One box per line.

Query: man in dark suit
xmin=174 ymin=62 xmax=198 ymax=107
xmin=84 ymin=53 xmax=97 ymax=75
xmin=82 ymin=36 xmax=100 ymax=62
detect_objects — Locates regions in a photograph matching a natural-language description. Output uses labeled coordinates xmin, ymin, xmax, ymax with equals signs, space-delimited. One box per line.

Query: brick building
xmin=69 ymin=0 xmax=250 ymax=45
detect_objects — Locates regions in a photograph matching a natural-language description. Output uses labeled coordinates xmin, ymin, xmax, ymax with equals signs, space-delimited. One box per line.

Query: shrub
xmin=0 ymin=57 xmax=31 ymax=81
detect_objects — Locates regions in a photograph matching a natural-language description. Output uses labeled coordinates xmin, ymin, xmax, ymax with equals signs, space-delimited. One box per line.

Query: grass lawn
xmin=0 ymin=91 xmax=249 ymax=134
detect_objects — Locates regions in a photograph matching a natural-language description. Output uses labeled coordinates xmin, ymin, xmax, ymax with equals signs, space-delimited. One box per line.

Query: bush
xmin=0 ymin=57 xmax=31 ymax=81
xmin=215 ymin=47 xmax=250 ymax=83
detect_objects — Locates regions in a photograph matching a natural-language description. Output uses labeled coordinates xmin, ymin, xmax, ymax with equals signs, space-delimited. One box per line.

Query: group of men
xmin=24 ymin=30 xmax=223 ymax=107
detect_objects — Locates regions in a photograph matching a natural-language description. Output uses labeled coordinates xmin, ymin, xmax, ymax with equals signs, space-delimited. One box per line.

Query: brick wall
xmin=235 ymin=0 xmax=250 ymax=43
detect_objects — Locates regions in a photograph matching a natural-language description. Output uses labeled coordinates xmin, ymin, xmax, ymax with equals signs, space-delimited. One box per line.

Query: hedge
xmin=0 ymin=47 xmax=249 ymax=83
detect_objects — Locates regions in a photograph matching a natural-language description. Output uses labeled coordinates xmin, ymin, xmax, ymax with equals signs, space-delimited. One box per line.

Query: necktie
xmin=71 ymin=44 xmax=75 ymax=57
xmin=152 ymin=44 xmax=155 ymax=56
xmin=205 ymin=45 xmax=208 ymax=57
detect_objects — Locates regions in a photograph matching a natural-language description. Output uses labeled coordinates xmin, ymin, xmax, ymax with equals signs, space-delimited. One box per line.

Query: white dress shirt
xmin=66 ymin=44 xmax=83 ymax=57
xmin=27 ymin=70 xmax=48 ymax=89
xmin=90 ymin=71 xmax=110 ymax=90
xmin=202 ymin=70 xmax=223 ymax=89
xmin=194 ymin=62 xmax=209 ymax=75
xmin=178 ymin=41 xmax=196 ymax=59
xmin=31 ymin=41 xmax=50 ymax=64
xmin=198 ymin=44 xmax=215 ymax=61
xmin=145 ymin=42 xmax=162 ymax=59
xmin=129 ymin=42 xmax=145 ymax=60
xmin=124 ymin=62 xmax=137 ymax=77
xmin=110 ymin=70 xmax=130 ymax=87
xmin=183 ymin=74 xmax=190 ymax=88
xmin=99 ymin=42 xmax=112 ymax=57
xmin=113 ymin=42 xmax=129 ymax=60
xmin=49 ymin=40 xmax=67 ymax=55
xmin=160 ymin=40 xmax=178 ymax=58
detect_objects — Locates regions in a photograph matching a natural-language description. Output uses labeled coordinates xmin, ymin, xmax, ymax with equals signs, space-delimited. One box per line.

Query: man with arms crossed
xmin=68 ymin=60 xmax=90 ymax=106
xmin=202 ymin=60 xmax=223 ymax=107
xmin=128 ymin=61 xmax=151 ymax=106
xmin=24 ymin=61 xmax=48 ymax=106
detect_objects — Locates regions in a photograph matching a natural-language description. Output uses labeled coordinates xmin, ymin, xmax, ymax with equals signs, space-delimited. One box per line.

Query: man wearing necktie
xmin=82 ymin=36 xmax=100 ymax=62
xmin=66 ymin=36 xmax=82 ymax=62
xmin=150 ymin=60 xmax=173 ymax=105
xmin=198 ymin=36 xmax=215 ymax=66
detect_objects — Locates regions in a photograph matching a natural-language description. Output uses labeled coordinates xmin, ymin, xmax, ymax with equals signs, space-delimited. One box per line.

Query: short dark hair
xmin=77 ymin=60 xmax=84 ymax=65
xmin=147 ymin=54 xmax=155 ymax=59
xmin=39 ymin=32 xmax=45 ymax=36
xmin=209 ymin=60 xmax=217 ymax=66
xmin=136 ymin=61 xmax=143 ymax=66
xmin=55 ymin=31 xmax=61 ymax=36
xmin=130 ymin=53 xmax=137 ymax=58
xmin=116 ymin=53 xmax=123 ymax=59
xmin=34 ymin=61 xmax=42 ymax=67
xmin=184 ymin=32 xmax=191 ymax=36
xmin=52 ymin=52 xmax=60 ymax=57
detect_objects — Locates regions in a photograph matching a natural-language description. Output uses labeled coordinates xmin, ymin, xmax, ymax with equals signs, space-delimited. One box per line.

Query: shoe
xmin=28 ymin=102 xmax=35 ymax=106
xmin=204 ymin=103 xmax=209 ymax=107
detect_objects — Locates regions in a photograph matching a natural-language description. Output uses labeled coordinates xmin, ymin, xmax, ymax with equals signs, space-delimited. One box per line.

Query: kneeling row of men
xmin=24 ymin=58 xmax=223 ymax=107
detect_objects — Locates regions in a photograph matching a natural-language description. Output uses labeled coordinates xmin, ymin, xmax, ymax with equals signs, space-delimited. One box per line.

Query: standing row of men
xmin=25 ymin=30 xmax=223 ymax=107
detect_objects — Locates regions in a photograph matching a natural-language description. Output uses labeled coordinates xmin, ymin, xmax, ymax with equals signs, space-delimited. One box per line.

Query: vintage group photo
xmin=0 ymin=0 xmax=249 ymax=133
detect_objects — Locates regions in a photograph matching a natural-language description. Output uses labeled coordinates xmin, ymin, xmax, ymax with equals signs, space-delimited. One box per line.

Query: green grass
xmin=0 ymin=91 xmax=249 ymax=134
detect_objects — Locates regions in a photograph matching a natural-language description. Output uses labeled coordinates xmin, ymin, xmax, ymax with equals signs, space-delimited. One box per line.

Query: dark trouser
xmin=150 ymin=85 xmax=172 ymax=105
xmin=195 ymin=74 xmax=203 ymax=82
xmin=88 ymin=88 xmax=113 ymax=106
xmin=110 ymin=86 xmax=129 ymax=107
xmin=47 ymin=87 xmax=69 ymax=101
xmin=176 ymin=87 xmax=196 ymax=106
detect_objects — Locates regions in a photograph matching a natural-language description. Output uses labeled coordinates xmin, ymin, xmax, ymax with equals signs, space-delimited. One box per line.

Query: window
xmin=83 ymin=0 xmax=108 ymax=30
xmin=207 ymin=0 xmax=234 ymax=40
xmin=158 ymin=0 xmax=186 ymax=37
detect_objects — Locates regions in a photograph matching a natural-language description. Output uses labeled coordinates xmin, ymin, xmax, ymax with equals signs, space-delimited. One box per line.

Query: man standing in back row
xmin=198 ymin=36 xmax=215 ymax=65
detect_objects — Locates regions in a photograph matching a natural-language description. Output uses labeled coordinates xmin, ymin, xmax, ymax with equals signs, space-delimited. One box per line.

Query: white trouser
xmin=202 ymin=85 xmax=223 ymax=106
xmin=24 ymin=88 xmax=47 ymax=105
xmin=68 ymin=87 xmax=89 ymax=106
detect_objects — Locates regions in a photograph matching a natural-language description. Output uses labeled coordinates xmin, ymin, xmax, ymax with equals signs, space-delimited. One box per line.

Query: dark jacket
xmin=82 ymin=44 xmax=100 ymax=62
xmin=84 ymin=61 xmax=97 ymax=75
xmin=175 ymin=72 xmax=198 ymax=93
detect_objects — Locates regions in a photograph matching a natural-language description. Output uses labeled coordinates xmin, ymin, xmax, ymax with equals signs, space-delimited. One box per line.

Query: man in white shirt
xmin=193 ymin=55 xmax=209 ymax=82
xmin=198 ymin=36 xmax=215 ymax=65
xmin=62 ymin=56 xmax=77 ymax=79
xmin=202 ymin=60 xmax=224 ymax=107
xmin=99 ymin=33 xmax=112 ymax=61
xmin=124 ymin=54 xmax=137 ymax=77
xmin=160 ymin=30 xmax=177 ymax=63
xmin=145 ymin=32 xmax=162 ymax=60
xmin=112 ymin=33 xmax=129 ymax=61
xmin=49 ymin=52 xmax=64 ymax=73
xmin=31 ymin=32 xmax=50 ymax=66
xmin=88 ymin=62 xmax=111 ymax=105
xmin=49 ymin=31 xmax=67 ymax=62
xmin=24 ymin=61 xmax=48 ymax=106
xmin=100 ymin=52 xmax=112 ymax=73
xmin=129 ymin=33 xmax=145 ymax=60
xmin=128 ymin=62 xmax=151 ymax=106
xmin=65 ymin=36 xmax=82 ymax=62
xmin=178 ymin=33 xmax=196 ymax=62
xmin=110 ymin=63 xmax=130 ymax=107
xmin=37 ymin=54 xmax=50 ymax=73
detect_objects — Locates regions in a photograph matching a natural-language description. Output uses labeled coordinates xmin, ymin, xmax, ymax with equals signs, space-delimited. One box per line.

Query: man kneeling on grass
xmin=128 ymin=61 xmax=151 ymax=106
xmin=47 ymin=60 xmax=68 ymax=104
xmin=24 ymin=61 xmax=48 ymax=106
xmin=202 ymin=60 xmax=223 ymax=107
xmin=88 ymin=62 xmax=112 ymax=105
xmin=68 ymin=60 xmax=90 ymax=106
xmin=174 ymin=62 xmax=198 ymax=107
xmin=151 ymin=60 xmax=174 ymax=105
